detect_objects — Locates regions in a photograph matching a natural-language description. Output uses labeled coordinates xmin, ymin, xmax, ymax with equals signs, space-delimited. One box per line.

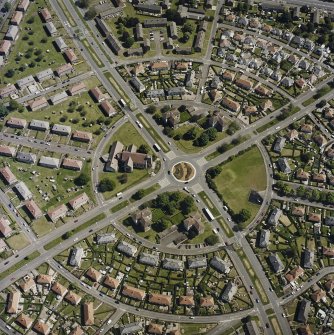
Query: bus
xmin=153 ymin=143 xmax=161 ymax=152
xmin=203 ymin=207 xmax=215 ymax=221
xmin=118 ymin=99 xmax=126 ymax=107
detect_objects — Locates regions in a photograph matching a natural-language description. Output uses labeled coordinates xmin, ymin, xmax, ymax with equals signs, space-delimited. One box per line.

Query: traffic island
xmin=172 ymin=161 xmax=196 ymax=183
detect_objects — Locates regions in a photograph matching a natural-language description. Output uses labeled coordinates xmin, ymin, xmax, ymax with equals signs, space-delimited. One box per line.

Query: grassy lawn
xmin=111 ymin=200 xmax=130 ymax=213
xmin=0 ymin=156 xmax=94 ymax=213
xmin=198 ymin=191 xmax=220 ymax=217
xmin=136 ymin=114 xmax=170 ymax=153
xmin=188 ymin=222 xmax=212 ymax=244
xmin=181 ymin=323 xmax=216 ymax=335
xmin=217 ymin=217 xmax=234 ymax=238
xmin=0 ymin=251 xmax=40 ymax=280
xmin=213 ymin=147 xmax=266 ymax=226
xmin=0 ymin=1 xmax=71 ymax=85
xmin=6 ymin=233 xmax=30 ymax=251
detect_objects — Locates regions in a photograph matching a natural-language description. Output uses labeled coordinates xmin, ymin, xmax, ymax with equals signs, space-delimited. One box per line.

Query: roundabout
xmin=171 ymin=161 xmax=196 ymax=183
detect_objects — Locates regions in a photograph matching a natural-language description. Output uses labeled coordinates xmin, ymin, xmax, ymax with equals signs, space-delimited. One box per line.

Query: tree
xmin=3 ymin=2 xmax=11 ymax=12
xmin=218 ymin=143 xmax=229 ymax=153
xmin=146 ymin=105 xmax=157 ymax=114
xmin=205 ymin=234 xmax=219 ymax=245
xmin=5 ymin=69 xmax=15 ymax=78
xmin=194 ymin=132 xmax=209 ymax=147
xmin=235 ymin=209 xmax=251 ymax=223
xmin=207 ymin=166 xmax=222 ymax=178
xmin=85 ymin=7 xmax=96 ymax=20
xmin=163 ymin=126 xmax=174 ymax=137
xmin=161 ymin=105 xmax=170 ymax=113
xmin=0 ymin=104 xmax=9 ymax=118
xmin=132 ymin=189 xmax=145 ymax=200
xmin=300 ymin=152 xmax=314 ymax=163
xmin=8 ymin=100 xmax=20 ymax=111
xmin=117 ymin=173 xmax=128 ymax=184
xmin=205 ymin=127 xmax=217 ymax=141
xmin=165 ymin=9 xmax=185 ymax=25
xmin=183 ymin=127 xmax=197 ymax=140
xmin=138 ymin=144 xmax=150 ymax=154
xmin=153 ymin=218 xmax=170 ymax=232
xmin=178 ymin=105 xmax=187 ymax=113
xmin=179 ymin=196 xmax=194 ymax=215
xmin=99 ymin=178 xmax=115 ymax=192
xmin=78 ymin=0 xmax=90 ymax=8
xmin=124 ymin=36 xmax=134 ymax=48
xmin=316 ymin=100 xmax=327 ymax=108
xmin=124 ymin=17 xmax=139 ymax=28
xmin=74 ymin=173 xmax=89 ymax=186
xmin=182 ymin=22 xmax=193 ymax=34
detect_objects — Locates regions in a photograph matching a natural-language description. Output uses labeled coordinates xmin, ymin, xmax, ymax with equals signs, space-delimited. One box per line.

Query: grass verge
xmin=236 ymin=248 xmax=269 ymax=304
xmin=111 ymin=200 xmax=130 ymax=213
xmin=82 ymin=38 xmax=103 ymax=68
xmin=0 ymin=251 xmax=40 ymax=280
xmin=136 ymin=114 xmax=170 ymax=153
xmin=198 ymin=191 xmax=220 ymax=217
xmin=44 ymin=213 xmax=106 ymax=250
xmin=217 ymin=217 xmax=234 ymax=238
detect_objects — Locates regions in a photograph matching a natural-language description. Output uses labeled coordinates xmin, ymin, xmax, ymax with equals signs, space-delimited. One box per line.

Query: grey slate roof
xmin=138 ymin=252 xmax=159 ymax=267
xmin=117 ymin=241 xmax=138 ymax=257
xmin=96 ymin=233 xmax=117 ymax=244
xmin=162 ymin=258 xmax=184 ymax=271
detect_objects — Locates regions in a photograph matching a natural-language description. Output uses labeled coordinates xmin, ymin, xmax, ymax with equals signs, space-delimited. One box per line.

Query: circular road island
xmin=171 ymin=161 xmax=196 ymax=183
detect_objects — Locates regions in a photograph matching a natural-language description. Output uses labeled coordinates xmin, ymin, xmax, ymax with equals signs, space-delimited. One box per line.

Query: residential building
xmin=16 ymin=314 xmax=33 ymax=330
xmin=29 ymin=119 xmax=49 ymax=131
xmin=0 ymin=84 xmax=17 ymax=97
xmin=138 ymin=252 xmax=159 ymax=267
xmin=6 ymin=291 xmax=20 ymax=314
xmin=100 ymin=100 xmax=116 ymax=116
xmin=183 ymin=212 xmax=204 ymax=235
xmin=273 ymin=137 xmax=286 ymax=153
xmin=36 ymin=274 xmax=52 ymax=285
xmin=119 ymin=323 xmax=143 ymax=335
xmin=16 ymin=152 xmax=37 ymax=164
xmin=184 ymin=70 xmax=195 ymax=88
xmin=277 ymin=157 xmax=291 ymax=173
xmin=0 ymin=40 xmax=12 ymax=57
xmin=302 ymin=249 xmax=314 ymax=269
xmin=0 ymin=145 xmax=16 ymax=157
xmin=5 ymin=25 xmax=19 ymax=41
xmin=163 ymin=109 xmax=180 ymax=128
xmin=268 ymin=253 xmax=284 ymax=273
xmin=122 ymin=285 xmax=146 ymax=300
xmin=169 ymin=22 xmax=178 ymax=39
xmin=47 ymin=204 xmax=68 ymax=222
xmin=135 ymin=23 xmax=143 ymax=41
xmin=64 ymin=49 xmax=78 ymax=64
xmin=0 ymin=217 xmax=12 ymax=237
xmin=194 ymin=31 xmax=205 ymax=52
xmin=132 ymin=208 xmax=152 ymax=232
xmin=148 ymin=293 xmax=172 ymax=306
xmin=146 ymin=89 xmax=165 ymax=98
xmin=166 ymin=87 xmax=185 ymax=97
xmin=103 ymin=276 xmax=120 ymax=290
xmin=82 ymin=302 xmax=94 ymax=326
xmin=105 ymin=141 xmax=124 ymax=172
xmin=95 ymin=17 xmax=110 ymax=37
xmin=85 ymin=267 xmax=102 ymax=282
xmin=62 ymin=158 xmax=83 ymax=171
xmin=19 ymin=276 xmax=35 ymax=293
xmin=39 ymin=156 xmax=60 ymax=169
xmin=11 ymin=11 xmax=23 ymax=25
xmin=14 ymin=181 xmax=32 ymax=200
xmin=130 ymin=76 xmax=145 ymax=93
xmin=188 ymin=257 xmax=207 ymax=269
xmin=147 ymin=323 xmax=164 ymax=335
xmin=296 ymin=299 xmax=311 ymax=323
xmin=117 ymin=241 xmax=138 ymax=257
xmin=68 ymin=82 xmax=86 ymax=96
xmin=68 ymin=247 xmax=84 ymax=267
xmin=222 ymin=97 xmax=240 ymax=112
xmin=285 ymin=266 xmax=304 ymax=283
xmin=208 ymin=110 xmax=224 ymax=131
xmin=72 ymin=130 xmax=93 ymax=143
xmin=143 ymin=18 xmax=167 ymax=28
xmin=221 ymin=281 xmax=238 ymax=302
xmin=0 ymin=166 xmax=17 ymax=185
xmin=257 ymin=229 xmax=270 ymax=248
xmin=136 ymin=4 xmax=162 ymax=14
xmin=106 ymin=33 xmax=122 ymax=55
xmin=24 ymin=199 xmax=43 ymax=219
xmin=65 ymin=291 xmax=81 ymax=305
xmin=52 ymin=124 xmax=71 ymax=136
xmin=40 ymin=8 xmax=52 ymax=22
xmin=90 ymin=86 xmax=105 ymax=102
xmin=162 ymin=258 xmax=184 ymax=271
xmin=45 ymin=22 xmax=57 ymax=36
xmin=179 ymin=295 xmax=195 ymax=306
xmin=51 ymin=282 xmax=68 ymax=297
xmin=96 ymin=233 xmax=116 ymax=244
xmin=35 ymin=69 xmax=53 ymax=82
xmin=210 ymin=256 xmax=231 ymax=274
xmin=17 ymin=75 xmax=35 ymax=89
xmin=56 ymin=63 xmax=73 ymax=77
xmin=17 ymin=0 xmax=29 ymax=12
xmin=50 ymin=91 xmax=68 ymax=105
xmin=68 ymin=193 xmax=89 ymax=210
xmin=54 ymin=37 xmax=67 ymax=51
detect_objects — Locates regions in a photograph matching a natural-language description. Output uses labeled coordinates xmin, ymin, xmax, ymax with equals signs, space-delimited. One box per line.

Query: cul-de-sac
xmin=1 ymin=0 xmax=334 ymax=334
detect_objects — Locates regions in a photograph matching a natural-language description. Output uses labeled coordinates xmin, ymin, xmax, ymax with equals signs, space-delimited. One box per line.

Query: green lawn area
xmin=111 ymin=200 xmax=130 ymax=213
xmin=173 ymin=124 xmax=228 ymax=154
xmin=100 ymin=121 xmax=153 ymax=199
xmin=213 ymin=147 xmax=266 ymax=226
xmin=188 ymin=222 xmax=213 ymax=244
xmin=181 ymin=323 xmax=216 ymax=335
xmin=0 ymin=1 xmax=70 ymax=84
xmin=6 ymin=233 xmax=30 ymax=251
xmin=0 ymin=156 xmax=94 ymax=213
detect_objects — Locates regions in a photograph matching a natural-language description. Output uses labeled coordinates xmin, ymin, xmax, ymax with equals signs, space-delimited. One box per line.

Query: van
xmin=116 ymin=192 xmax=123 ymax=198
